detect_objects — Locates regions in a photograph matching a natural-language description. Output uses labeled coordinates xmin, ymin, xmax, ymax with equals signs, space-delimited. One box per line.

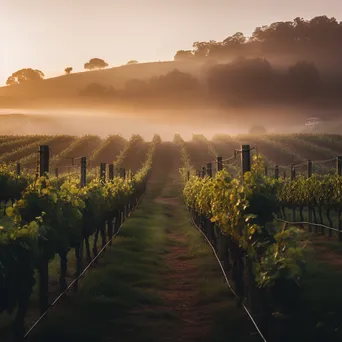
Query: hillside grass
xmin=0 ymin=61 xmax=198 ymax=99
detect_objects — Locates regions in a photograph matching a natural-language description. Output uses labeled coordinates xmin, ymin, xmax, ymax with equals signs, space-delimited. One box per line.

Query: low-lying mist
xmin=0 ymin=106 xmax=340 ymax=140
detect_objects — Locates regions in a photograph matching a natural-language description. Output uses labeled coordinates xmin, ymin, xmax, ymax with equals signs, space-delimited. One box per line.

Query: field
xmin=0 ymin=61 xmax=196 ymax=99
xmin=1 ymin=132 xmax=342 ymax=171
xmin=1 ymin=133 xmax=342 ymax=342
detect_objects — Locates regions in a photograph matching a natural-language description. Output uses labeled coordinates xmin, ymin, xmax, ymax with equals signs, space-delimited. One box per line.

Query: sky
xmin=0 ymin=0 xmax=342 ymax=86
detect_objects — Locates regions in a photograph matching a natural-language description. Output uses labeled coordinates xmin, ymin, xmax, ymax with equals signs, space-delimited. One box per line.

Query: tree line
xmin=174 ymin=15 xmax=342 ymax=68
xmin=4 ymin=13 xmax=342 ymax=110
xmin=78 ymin=57 xmax=342 ymax=108
xmin=5 ymin=58 xmax=137 ymax=86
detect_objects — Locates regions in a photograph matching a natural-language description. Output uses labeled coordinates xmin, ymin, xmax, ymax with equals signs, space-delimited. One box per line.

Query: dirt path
xmin=149 ymin=143 xmax=213 ymax=341
xmin=26 ymin=142 xmax=258 ymax=342
xmin=308 ymin=236 xmax=342 ymax=271
xmin=156 ymin=196 xmax=211 ymax=342
xmin=163 ymin=233 xmax=211 ymax=342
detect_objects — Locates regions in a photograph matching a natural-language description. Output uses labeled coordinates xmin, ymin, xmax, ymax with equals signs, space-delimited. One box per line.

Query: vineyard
xmin=1 ymin=133 xmax=342 ymax=341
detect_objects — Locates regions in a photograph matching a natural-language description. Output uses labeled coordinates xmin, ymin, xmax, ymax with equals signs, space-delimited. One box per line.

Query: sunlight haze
xmin=1 ymin=0 xmax=342 ymax=85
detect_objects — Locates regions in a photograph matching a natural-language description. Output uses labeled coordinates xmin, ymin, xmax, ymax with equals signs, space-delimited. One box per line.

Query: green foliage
xmin=0 ymin=136 xmax=158 ymax=320
xmin=0 ymin=164 xmax=33 ymax=201
xmin=183 ymin=166 xmax=305 ymax=302
xmin=0 ymin=216 xmax=40 ymax=314
xmin=277 ymin=174 xmax=342 ymax=210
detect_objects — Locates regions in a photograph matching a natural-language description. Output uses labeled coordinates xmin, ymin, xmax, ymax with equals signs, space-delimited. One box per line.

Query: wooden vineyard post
xmin=100 ymin=163 xmax=106 ymax=183
xmin=39 ymin=145 xmax=49 ymax=177
xmin=75 ymin=157 xmax=87 ymax=291
xmin=108 ymin=165 xmax=114 ymax=248
xmin=187 ymin=170 xmax=190 ymax=181
xmin=207 ymin=163 xmax=212 ymax=178
xmin=307 ymin=160 xmax=313 ymax=233
xmin=337 ymin=157 xmax=342 ymax=241
xmin=201 ymin=167 xmax=206 ymax=178
xmin=283 ymin=171 xmax=286 ymax=179
xmin=217 ymin=156 xmax=223 ymax=172
xmin=81 ymin=157 xmax=87 ymax=188
xmin=55 ymin=168 xmax=59 ymax=179
xmin=109 ymin=164 xmax=114 ymax=180
xmin=264 ymin=166 xmax=268 ymax=177
xmin=337 ymin=156 xmax=342 ymax=176
xmin=35 ymin=161 xmax=39 ymax=180
xmin=291 ymin=164 xmax=296 ymax=221
xmin=275 ymin=165 xmax=279 ymax=179
xmin=241 ymin=145 xmax=251 ymax=174
xmin=241 ymin=145 xmax=254 ymax=310
xmin=120 ymin=168 xmax=126 ymax=179
xmin=38 ymin=145 xmax=49 ymax=314
xmin=16 ymin=163 xmax=21 ymax=176
xmin=291 ymin=164 xmax=296 ymax=180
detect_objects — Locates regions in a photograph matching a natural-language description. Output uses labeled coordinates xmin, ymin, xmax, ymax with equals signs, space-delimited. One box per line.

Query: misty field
xmin=1 ymin=132 xmax=341 ymax=172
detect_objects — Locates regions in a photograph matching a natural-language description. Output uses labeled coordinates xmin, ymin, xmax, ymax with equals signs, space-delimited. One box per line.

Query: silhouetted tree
xmin=84 ymin=58 xmax=109 ymax=70
xmin=175 ymin=15 xmax=342 ymax=67
xmin=223 ymin=32 xmax=247 ymax=45
xmin=127 ymin=60 xmax=138 ymax=65
xmin=64 ymin=67 xmax=73 ymax=74
xmin=206 ymin=58 xmax=274 ymax=102
xmin=174 ymin=50 xmax=194 ymax=61
xmin=287 ymin=61 xmax=321 ymax=98
xmin=6 ymin=69 xmax=44 ymax=86
xmin=149 ymin=69 xmax=200 ymax=95
xmin=192 ymin=41 xmax=216 ymax=57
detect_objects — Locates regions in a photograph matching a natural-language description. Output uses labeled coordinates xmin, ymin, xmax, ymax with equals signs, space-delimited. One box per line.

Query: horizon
xmin=1 ymin=0 xmax=342 ymax=86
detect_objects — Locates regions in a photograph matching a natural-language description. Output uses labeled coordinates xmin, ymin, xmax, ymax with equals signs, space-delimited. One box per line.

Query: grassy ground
xmin=27 ymin=143 xmax=259 ymax=342
xmin=264 ymin=218 xmax=342 ymax=341
xmin=283 ymin=206 xmax=340 ymax=238
xmin=283 ymin=247 xmax=342 ymax=342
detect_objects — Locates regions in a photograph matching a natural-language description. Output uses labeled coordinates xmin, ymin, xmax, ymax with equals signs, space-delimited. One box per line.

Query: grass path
xmin=27 ymin=143 xmax=258 ymax=342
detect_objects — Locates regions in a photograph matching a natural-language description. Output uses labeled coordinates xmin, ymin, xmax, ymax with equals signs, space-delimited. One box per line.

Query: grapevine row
xmin=181 ymin=145 xmax=306 ymax=340
xmin=0 ymin=135 xmax=160 ymax=339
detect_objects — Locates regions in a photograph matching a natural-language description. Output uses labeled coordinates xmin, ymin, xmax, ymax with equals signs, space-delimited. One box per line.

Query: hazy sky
xmin=1 ymin=0 xmax=342 ymax=86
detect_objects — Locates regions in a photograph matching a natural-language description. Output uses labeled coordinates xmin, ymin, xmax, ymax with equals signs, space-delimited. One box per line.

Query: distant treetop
xmin=6 ymin=68 xmax=44 ymax=86
xmin=64 ymin=67 xmax=73 ymax=74
xmin=176 ymin=15 xmax=342 ymax=63
xmin=127 ymin=60 xmax=138 ymax=65
xmin=174 ymin=50 xmax=194 ymax=61
xmin=84 ymin=58 xmax=109 ymax=71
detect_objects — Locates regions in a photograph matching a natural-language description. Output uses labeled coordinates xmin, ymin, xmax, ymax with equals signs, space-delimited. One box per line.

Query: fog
xmin=0 ymin=105 xmax=336 ymax=141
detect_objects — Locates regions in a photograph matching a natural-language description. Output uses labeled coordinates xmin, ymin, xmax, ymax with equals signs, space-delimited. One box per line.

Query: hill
xmin=0 ymin=61 xmax=198 ymax=100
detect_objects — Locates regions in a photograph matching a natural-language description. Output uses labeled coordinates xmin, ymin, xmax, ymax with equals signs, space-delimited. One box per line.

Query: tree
xmin=192 ymin=41 xmax=215 ymax=57
xmin=84 ymin=58 xmax=109 ymax=71
xmin=149 ymin=69 xmax=200 ymax=94
xmin=287 ymin=61 xmax=320 ymax=98
xmin=64 ymin=67 xmax=73 ymax=74
xmin=174 ymin=50 xmax=194 ymax=61
xmin=223 ymin=32 xmax=247 ymax=45
xmin=6 ymin=68 xmax=44 ymax=86
xmin=127 ymin=60 xmax=138 ymax=65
